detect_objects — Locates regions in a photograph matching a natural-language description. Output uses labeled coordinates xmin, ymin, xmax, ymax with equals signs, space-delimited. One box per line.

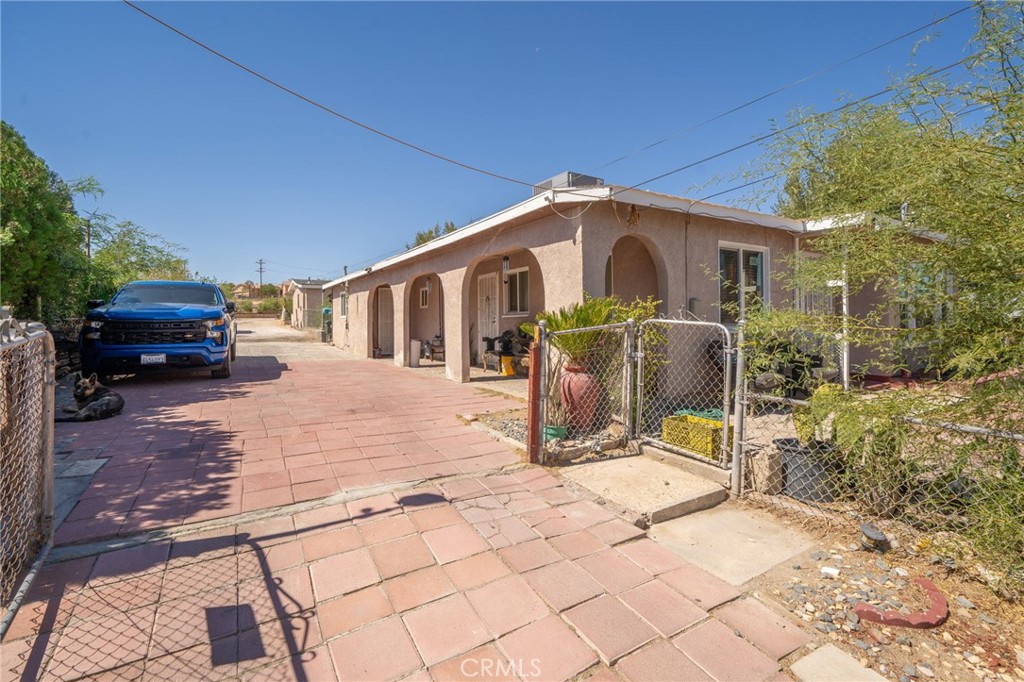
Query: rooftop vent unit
xmin=532 ymin=171 xmax=604 ymax=196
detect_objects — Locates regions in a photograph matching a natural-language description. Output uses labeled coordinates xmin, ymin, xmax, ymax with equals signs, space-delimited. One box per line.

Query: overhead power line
xmin=612 ymin=52 xmax=983 ymax=197
xmin=120 ymin=0 xmax=536 ymax=189
xmin=594 ymin=4 xmax=973 ymax=171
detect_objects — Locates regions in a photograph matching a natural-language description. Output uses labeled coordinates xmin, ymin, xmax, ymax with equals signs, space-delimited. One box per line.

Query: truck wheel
xmin=230 ymin=339 xmax=237 ymax=361
xmin=211 ymin=352 xmax=231 ymax=379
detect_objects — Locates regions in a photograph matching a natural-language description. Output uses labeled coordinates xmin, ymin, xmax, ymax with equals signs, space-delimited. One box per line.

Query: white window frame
xmin=718 ymin=241 xmax=770 ymax=325
xmin=504 ymin=267 xmax=530 ymax=317
xmin=336 ymin=292 xmax=348 ymax=318
xmin=419 ymin=287 xmax=429 ymax=309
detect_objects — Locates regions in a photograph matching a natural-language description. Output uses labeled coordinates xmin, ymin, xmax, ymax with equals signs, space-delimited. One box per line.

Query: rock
xmin=894 ymin=567 xmax=910 ymax=577
xmin=854 ymin=639 xmax=871 ymax=651
xmin=804 ymin=603 xmax=816 ymax=613
xmin=792 ymin=564 xmax=802 ymax=570
xmin=979 ymin=613 xmax=997 ymax=625
xmin=1015 ymin=649 xmax=1024 ymax=668
xmin=876 ymin=558 xmax=891 ymax=571
xmin=818 ymin=613 xmax=833 ymax=623
xmin=815 ymin=623 xmax=831 ymax=634
xmin=917 ymin=664 xmax=935 ymax=678
xmin=897 ymin=637 xmax=913 ymax=647
xmin=868 ymin=629 xmax=890 ymax=646
xmin=811 ymin=551 xmax=830 ymax=561
xmin=967 ymin=655 xmax=982 ymax=665
xmin=821 ymin=566 xmax=841 ymax=579
xmin=943 ymin=632 xmax=954 ymax=642
xmin=956 ymin=596 xmax=977 ymax=610
xmin=904 ymin=665 xmax=918 ymax=678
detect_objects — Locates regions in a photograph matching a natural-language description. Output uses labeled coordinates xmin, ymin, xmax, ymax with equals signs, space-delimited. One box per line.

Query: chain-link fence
xmin=0 ymin=317 xmax=56 ymax=636
xmin=739 ymin=384 xmax=1024 ymax=597
xmin=538 ymin=321 xmax=633 ymax=463
xmin=636 ymin=320 xmax=734 ymax=469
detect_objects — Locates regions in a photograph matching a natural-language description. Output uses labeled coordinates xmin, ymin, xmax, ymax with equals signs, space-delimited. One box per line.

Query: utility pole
xmin=256 ymin=259 xmax=266 ymax=290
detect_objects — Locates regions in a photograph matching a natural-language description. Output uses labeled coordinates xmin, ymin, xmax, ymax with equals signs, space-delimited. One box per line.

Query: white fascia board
xmin=323 ymin=184 xmax=807 ymax=290
xmin=321 ymin=188 xmax=607 ymax=289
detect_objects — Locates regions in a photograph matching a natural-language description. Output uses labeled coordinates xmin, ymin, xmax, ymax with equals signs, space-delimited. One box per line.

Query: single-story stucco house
xmin=287 ymin=278 xmax=329 ymax=329
xmin=322 ymin=172 xmax=888 ymax=383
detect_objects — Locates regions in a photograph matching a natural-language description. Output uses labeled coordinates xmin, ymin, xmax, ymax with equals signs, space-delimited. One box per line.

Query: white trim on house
xmin=503 ymin=267 xmax=530 ymax=317
xmin=322 ymin=186 xmax=810 ymax=290
xmin=717 ymin=240 xmax=771 ymax=324
xmin=419 ymin=287 xmax=429 ymax=309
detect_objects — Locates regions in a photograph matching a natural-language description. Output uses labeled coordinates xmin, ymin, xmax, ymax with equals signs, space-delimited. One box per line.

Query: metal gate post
xmin=730 ymin=321 xmax=747 ymax=496
xmin=537 ymin=321 xmax=548 ymax=465
xmin=719 ymin=328 xmax=734 ymax=469
xmin=634 ymin=322 xmax=646 ymax=440
xmin=624 ymin=319 xmax=635 ymax=442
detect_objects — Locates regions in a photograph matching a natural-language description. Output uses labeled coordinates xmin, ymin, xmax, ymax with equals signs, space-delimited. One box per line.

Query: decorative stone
xmin=917 ymin=664 xmax=935 ymax=678
xmin=956 ymin=596 xmax=976 ymax=610
xmin=821 ymin=566 xmax=841 ymax=579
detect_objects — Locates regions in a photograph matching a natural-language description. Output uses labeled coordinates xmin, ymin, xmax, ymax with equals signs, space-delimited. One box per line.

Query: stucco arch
xmin=606 ymin=234 xmax=667 ymax=312
xmin=404 ymin=272 xmax=445 ymax=365
xmin=461 ymin=248 xmax=546 ymax=370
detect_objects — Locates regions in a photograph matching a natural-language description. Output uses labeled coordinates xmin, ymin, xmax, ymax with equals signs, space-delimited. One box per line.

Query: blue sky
xmin=2 ymin=2 xmax=976 ymax=285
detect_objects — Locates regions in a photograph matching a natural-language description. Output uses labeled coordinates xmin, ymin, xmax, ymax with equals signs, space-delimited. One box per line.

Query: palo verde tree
xmin=746 ymin=3 xmax=1023 ymax=378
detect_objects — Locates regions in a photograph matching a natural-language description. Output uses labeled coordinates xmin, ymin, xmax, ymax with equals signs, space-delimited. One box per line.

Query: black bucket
xmin=775 ymin=438 xmax=838 ymax=503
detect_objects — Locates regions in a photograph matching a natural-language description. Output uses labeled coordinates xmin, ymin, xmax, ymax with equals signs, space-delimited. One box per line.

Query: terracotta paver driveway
xmin=3 ymin=325 xmax=811 ymax=681
xmin=52 ymin=348 xmax=519 ymax=545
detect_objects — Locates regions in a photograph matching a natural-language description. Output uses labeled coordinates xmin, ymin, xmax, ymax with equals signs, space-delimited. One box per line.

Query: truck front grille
xmin=100 ymin=320 xmax=207 ymax=345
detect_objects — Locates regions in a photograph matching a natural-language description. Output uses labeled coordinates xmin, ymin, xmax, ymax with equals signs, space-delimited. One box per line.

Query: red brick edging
xmin=853 ymin=577 xmax=948 ymax=628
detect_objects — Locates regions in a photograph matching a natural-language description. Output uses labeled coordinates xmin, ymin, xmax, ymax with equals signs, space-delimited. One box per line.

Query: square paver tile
xmin=309 ymin=547 xmax=380 ymax=600
xmin=673 ymin=619 xmax=780 ymax=682
xmin=422 ymin=523 xmax=489 ymax=564
xmin=564 ymin=595 xmax=658 ymax=665
xmin=402 ymin=594 xmax=491 ymax=666
xmin=300 ymin=526 xmax=364 ymax=562
xmin=659 ymin=562 xmax=741 ymax=610
xmin=523 ymin=560 xmax=605 ymax=613
xmin=328 ymin=616 xmax=422 ymax=681
xmin=497 ymin=614 xmax=597 ymax=682
xmin=548 ymin=530 xmax=608 ymax=560
xmin=409 ymin=506 xmax=464 ymax=532
xmin=370 ymin=534 xmax=436 ymax=579
xmin=317 ymin=586 xmax=394 ymax=638
xmin=618 ymin=580 xmax=707 ymax=637
xmin=465 ymin=575 xmax=550 ymax=637
xmin=383 ymin=565 xmax=457 ymax=612
xmin=615 ymin=639 xmax=714 ymax=682
xmin=617 ymin=538 xmax=688 ymax=575
xmin=358 ymin=514 xmax=416 ymax=545
xmin=429 ymin=643 xmax=518 ymax=682
xmin=497 ymin=539 xmax=561 ymax=573
xmin=715 ymin=597 xmax=811 ymax=661
xmin=560 ymin=500 xmax=618 ymax=528
xmin=443 ymin=552 xmax=512 ymax=592
xmin=589 ymin=519 xmax=645 ymax=546
xmin=576 ymin=549 xmax=653 ymax=594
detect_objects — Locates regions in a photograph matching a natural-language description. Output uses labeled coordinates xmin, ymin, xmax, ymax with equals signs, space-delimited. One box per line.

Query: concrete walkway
xmin=3 ymin=321 xmax=841 ymax=681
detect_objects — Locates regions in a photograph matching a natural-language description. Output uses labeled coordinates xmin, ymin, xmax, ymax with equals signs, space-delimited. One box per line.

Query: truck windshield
xmin=113 ymin=285 xmax=220 ymax=306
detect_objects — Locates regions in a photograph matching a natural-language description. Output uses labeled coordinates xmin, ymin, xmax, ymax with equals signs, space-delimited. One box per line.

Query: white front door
xmin=478 ymin=273 xmax=499 ymax=358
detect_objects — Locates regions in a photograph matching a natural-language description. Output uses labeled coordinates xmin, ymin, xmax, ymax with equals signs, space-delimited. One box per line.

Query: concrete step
xmin=559 ymin=455 xmax=728 ymax=525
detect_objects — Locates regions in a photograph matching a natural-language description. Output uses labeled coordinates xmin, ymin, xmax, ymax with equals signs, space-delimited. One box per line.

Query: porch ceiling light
xmin=502 ymin=256 xmax=510 ymax=273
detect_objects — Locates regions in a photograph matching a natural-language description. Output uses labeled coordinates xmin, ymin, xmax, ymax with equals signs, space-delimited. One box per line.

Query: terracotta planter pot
xmin=560 ymin=365 xmax=601 ymax=434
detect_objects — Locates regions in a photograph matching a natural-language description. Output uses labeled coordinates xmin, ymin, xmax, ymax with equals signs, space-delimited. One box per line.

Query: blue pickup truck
xmin=80 ymin=280 xmax=237 ymax=380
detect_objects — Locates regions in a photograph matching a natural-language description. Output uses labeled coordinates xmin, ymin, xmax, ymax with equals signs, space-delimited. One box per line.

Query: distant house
xmin=322 ymin=171 xmax=886 ymax=383
xmin=232 ymin=285 xmax=252 ymax=300
xmin=287 ymin=278 xmax=329 ymax=328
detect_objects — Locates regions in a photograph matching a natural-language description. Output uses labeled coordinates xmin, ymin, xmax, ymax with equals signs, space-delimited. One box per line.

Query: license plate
xmin=140 ymin=353 xmax=166 ymax=365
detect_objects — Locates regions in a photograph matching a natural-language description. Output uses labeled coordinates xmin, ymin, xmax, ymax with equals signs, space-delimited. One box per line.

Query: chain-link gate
xmin=538 ymin=321 xmax=634 ymax=463
xmin=0 ymin=317 xmax=56 ymax=638
xmin=635 ymin=320 xmax=734 ymax=469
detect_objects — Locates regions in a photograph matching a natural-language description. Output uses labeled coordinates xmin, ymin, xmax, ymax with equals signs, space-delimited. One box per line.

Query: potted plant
xmin=533 ymin=297 xmax=616 ymax=435
xmin=543 ymin=398 xmax=568 ymax=442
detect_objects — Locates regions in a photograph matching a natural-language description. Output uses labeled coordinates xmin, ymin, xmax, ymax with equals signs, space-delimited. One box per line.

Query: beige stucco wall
xmin=580 ymin=203 xmax=795 ymax=323
xmin=332 ymin=199 xmax=801 ymax=383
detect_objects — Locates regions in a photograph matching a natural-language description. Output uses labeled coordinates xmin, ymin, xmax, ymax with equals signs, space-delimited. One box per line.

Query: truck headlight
xmin=203 ymin=318 xmax=226 ymax=343
xmin=83 ymin=320 xmax=103 ymax=340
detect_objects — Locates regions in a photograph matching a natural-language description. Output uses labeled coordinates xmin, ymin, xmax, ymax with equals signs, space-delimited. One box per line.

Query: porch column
xmin=391 ymin=282 xmax=408 ymax=368
xmin=440 ymin=268 xmax=469 ymax=383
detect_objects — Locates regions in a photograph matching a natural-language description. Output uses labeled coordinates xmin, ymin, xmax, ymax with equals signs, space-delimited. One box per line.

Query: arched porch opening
xmin=406 ymin=273 xmax=445 ymax=366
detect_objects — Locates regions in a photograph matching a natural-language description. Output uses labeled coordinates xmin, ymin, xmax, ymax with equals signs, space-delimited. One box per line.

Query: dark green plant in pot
xmin=531 ymin=296 xmax=616 ymax=435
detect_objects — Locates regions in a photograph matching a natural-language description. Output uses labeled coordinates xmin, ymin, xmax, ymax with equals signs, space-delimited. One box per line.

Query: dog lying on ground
xmin=55 ymin=373 xmax=125 ymax=422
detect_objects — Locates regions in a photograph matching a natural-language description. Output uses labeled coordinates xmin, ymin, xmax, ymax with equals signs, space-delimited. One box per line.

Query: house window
xmin=719 ymin=245 xmax=767 ymax=324
xmin=337 ymin=293 xmax=347 ymax=318
xmin=505 ymin=268 xmax=529 ymax=315
xmin=419 ymin=287 xmax=429 ymax=309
